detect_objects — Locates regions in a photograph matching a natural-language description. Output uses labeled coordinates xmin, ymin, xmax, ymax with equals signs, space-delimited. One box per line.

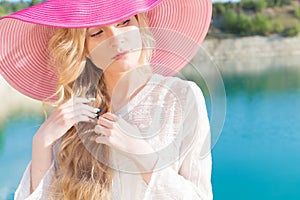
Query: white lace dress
xmin=14 ymin=74 xmax=213 ymax=200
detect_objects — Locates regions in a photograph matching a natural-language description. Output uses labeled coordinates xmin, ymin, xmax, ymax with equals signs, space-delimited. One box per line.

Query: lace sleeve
xmin=14 ymin=161 xmax=55 ymax=200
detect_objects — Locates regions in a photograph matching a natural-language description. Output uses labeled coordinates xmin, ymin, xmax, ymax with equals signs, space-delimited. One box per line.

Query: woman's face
xmin=86 ymin=16 xmax=143 ymax=73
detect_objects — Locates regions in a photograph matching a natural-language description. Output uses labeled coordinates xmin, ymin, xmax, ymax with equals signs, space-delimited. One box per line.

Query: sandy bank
xmin=0 ymin=76 xmax=42 ymax=123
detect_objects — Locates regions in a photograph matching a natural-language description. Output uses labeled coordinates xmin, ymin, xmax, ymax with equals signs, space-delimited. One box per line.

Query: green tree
xmin=213 ymin=2 xmax=226 ymax=16
xmin=266 ymin=0 xmax=293 ymax=7
xmin=279 ymin=0 xmax=293 ymax=6
xmin=241 ymin=0 xmax=256 ymax=10
xmin=254 ymin=0 xmax=267 ymax=12
xmin=13 ymin=1 xmax=29 ymax=12
xmin=250 ymin=14 xmax=272 ymax=35
xmin=241 ymin=0 xmax=267 ymax=12
xmin=272 ymin=20 xmax=284 ymax=33
xmin=294 ymin=6 xmax=300 ymax=18
xmin=283 ymin=26 xmax=300 ymax=37
xmin=221 ymin=9 xmax=238 ymax=32
xmin=235 ymin=13 xmax=251 ymax=35
xmin=0 ymin=0 xmax=13 ymax=14
xmin=30 ymin=0 xmax=42 ymax=6
xmin=0 ymin=5 xmax=7 ymax=17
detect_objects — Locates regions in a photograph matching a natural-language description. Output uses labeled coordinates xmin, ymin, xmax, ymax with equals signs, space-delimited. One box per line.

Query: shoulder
xmin=152 ymin=74 xmax=204 ymax=103
xmin=150 ymin=74 xmax=207 ymax=119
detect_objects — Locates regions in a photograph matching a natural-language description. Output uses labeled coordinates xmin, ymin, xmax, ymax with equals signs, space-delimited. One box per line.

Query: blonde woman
xmin=0 ymin=0 xmax=213 ymax=199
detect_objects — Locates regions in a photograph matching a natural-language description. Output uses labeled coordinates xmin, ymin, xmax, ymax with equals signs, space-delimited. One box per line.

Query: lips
xmin=112 ymin=50 xmax=129 ymax=60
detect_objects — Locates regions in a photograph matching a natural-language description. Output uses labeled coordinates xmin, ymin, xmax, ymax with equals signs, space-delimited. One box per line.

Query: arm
xmin=30 ymin=130 xmax=54 ymax=193
xmin=15 ymin=97 xmax=100 ymax=199
xmin=14 ymin=161 xmax=55 ymax=200
xmin=142 ymin=82 xmax=213 ymax=199
xmin=14 ymin=126 xmax=55 ymax=200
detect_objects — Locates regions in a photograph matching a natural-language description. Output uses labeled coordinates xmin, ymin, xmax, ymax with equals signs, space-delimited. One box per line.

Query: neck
xmin=104 ymin=65 xmax=153 ymax=112
xmin=104 ymin=72 xmax=125 ymax=96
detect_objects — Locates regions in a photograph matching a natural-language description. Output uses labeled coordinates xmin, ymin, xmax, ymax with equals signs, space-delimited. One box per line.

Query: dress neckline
xmin=114 ymin=74 xmax=162 ymax=115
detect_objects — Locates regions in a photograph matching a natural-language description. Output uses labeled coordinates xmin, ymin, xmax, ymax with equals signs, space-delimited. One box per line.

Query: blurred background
xmin=0 ymin=0 xmax=300 ymax=199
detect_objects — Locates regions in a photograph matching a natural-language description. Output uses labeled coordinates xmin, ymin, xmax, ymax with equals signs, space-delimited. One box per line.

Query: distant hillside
xmin=209 ymin=0 xmax=300 ymax=38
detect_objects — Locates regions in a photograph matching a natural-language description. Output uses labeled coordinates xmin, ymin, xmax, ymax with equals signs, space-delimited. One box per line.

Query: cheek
xmin=86 ymin=37 xmax=103 ymax=54
xmin=127 ymin=28 xmax=143 ymax=51
xmin=88 ymin=42 xmax=115 ymax=70
xmin=124 ymin=28 xmax=143 ymax=61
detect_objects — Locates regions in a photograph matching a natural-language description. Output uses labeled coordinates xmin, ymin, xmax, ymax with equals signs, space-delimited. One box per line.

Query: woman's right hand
xmin=30 ymin=97 xmax=100 ymax=193
xmin=34 ymin=97 xmax=100 ymax=147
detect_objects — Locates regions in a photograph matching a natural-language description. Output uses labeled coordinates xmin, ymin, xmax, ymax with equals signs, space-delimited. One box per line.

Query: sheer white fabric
xmin=14 ymin=74 xmax=213 ymax=200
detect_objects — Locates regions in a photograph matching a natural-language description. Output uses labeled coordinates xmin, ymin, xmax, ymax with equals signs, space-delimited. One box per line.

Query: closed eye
xmin=90 ymin=30 xmax=103 ymax=37
xmin=117 ymin=19 xmax=130 ymax=27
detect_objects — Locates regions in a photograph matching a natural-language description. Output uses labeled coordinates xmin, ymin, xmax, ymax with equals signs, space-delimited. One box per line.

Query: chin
xmin=106 ymin=62 xmax=138 ymax=74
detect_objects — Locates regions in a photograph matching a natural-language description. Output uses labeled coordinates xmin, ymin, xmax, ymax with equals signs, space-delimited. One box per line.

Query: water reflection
xmin=223 ymin=67 xmax=300 ymax=95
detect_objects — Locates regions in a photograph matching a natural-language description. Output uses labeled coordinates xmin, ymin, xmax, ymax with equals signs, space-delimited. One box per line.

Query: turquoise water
xmin=0 ymin=117 xmax=39 ymax=200
xmin=0 ymin=67 xmax=300 ymax=199
xmin=212 ymin=68 xmax=300 ymax=200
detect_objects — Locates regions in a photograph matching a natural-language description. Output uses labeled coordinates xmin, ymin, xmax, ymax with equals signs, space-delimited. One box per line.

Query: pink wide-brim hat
xmin=0 ymin=0 xmax=212 ymax=101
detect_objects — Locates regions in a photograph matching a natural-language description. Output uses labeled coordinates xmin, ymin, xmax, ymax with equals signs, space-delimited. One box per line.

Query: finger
xmin=64 ymin=108 xmax=98 ymax=120
xmin=94 ymin=125 xmax=111 ymax=136
xmin=65 ymin=97 xmax=96 ymax=106
xmin=102 ymin=112 xmax=118 ymax=122
xmin=72 ymin=115 xmax=95 ymax=124
xmin=73 ymin=97 xmax=96 ymax=104
xmin=60 ymin=97 xmax=95 ymax=111
xmin=62 ymin=102 xmax=101 ymax=117
xmin=80 ymin=104 xmax=101 ymax=114
xmin=95 ymin=136 xmax=109 ymax=145
xmin=75 ymin=104 xmax=101 ymax=117
xmin=97 ymin=116 xmax=114 ymax=128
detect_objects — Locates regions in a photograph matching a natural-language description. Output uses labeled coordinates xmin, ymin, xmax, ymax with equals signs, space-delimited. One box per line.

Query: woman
xmin=0 ymin=0 xmax=213 ymax=199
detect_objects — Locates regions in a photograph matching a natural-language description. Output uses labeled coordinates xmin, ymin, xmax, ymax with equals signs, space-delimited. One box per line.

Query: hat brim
xmin=0 ymin=0 xmax=212 ymax=101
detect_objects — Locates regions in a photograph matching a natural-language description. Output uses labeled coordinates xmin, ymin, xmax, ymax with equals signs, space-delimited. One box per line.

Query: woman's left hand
xmin=94 ymin=112 xmax=154 ymax=156
xmin=94 ymin=112 xmax=158 ymax=175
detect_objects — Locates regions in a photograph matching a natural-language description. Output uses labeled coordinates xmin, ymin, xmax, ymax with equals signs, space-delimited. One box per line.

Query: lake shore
xmin=0 ymin=77 xmax=43 ymax=123
xmin=199 ymin=35 xmax=300 ymax=75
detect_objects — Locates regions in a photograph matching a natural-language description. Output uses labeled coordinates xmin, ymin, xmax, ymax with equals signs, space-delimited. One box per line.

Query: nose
xmin=106 ymin=27 xmax=125 ymax=50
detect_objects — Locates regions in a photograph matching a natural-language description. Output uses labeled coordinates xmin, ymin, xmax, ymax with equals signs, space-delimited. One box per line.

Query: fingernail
xmin=88 ymin=97 xmax=96 ymax=102
xmin=94 ymin=108 xmax=101 ymax=113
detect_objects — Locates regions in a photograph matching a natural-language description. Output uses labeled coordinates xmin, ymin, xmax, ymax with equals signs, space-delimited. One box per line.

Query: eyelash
xmin=120 ymin=19 xmax=130 ymax=26
xmin=90 ymin=19 xmax=131 ymax=38
xmin=90 ymin=30 xmax=103 ymax=37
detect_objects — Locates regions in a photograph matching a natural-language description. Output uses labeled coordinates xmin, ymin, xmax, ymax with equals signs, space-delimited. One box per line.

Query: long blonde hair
xmin=46 ymin=13 xmax=154 ymax=199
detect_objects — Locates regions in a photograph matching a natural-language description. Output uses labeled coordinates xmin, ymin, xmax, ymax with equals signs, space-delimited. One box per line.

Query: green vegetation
xmin=283 ymin=25 xmax=300 ymax=37
xmin=294 ymin=6 xmax=300 ymax=18
xmin=0 ymin=0 xmax=43 ymax=17
xmin=211 ymin=0 xmax=300 ymax=37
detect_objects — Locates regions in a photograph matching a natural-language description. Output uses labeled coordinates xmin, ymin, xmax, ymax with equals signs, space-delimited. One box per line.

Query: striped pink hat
xmin=0 ymin=0 xmax=212 ymax=101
